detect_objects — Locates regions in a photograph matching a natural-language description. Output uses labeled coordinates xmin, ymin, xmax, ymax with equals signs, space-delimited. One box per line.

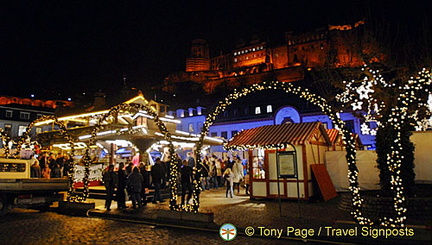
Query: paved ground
xmin=1 ymin=209 xmax=311 ymax=245
xmin=87 ymin=187 xmax=432 ymax=244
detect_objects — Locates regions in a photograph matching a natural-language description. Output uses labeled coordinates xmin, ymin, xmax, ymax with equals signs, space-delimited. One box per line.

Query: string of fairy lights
xmin=336 ymin=66 xmax=431 ymax=227
xmin=82 ymin=103 xmax=187 ymax=211
xmin=196 ymin=81 xmax=374 ymax=225
xmin=0 ymin=115 xmax=83 ymax=201
xmin=2 ymin=68 xmax=429 ymax=219
xmin=0 ymin=128 xmax=12 ymax=157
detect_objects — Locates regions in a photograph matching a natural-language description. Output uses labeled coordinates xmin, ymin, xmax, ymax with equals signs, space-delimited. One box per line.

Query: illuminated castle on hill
xmin=162 ymin=20 xmax=381 ymax=94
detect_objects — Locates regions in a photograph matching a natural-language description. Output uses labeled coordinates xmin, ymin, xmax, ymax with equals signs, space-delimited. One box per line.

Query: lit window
xmin=188 ymin=123 xmax=194 ymax=132
xmin=266 ymin=105 xmax=272 ymax=113
xmin=4 ymin=124 xmax=12 ymax=135
xmin=255 ymin=106 xmax=261 ymax=114
xmin=234 ymin=52 xmax=237 ymax=56
xmin=252 ymin=156 xmax=265 ymax=179
xmin=252 ymin=48 xmax=256 ymax=51
xmin=18 ymin=125 xmax=27 ymax=136
xmin=36 ymin=127 xmax=42 ymax=134
xmin=5 ymin=110 xmax=13 ymax=118
xmin=234 ymin=58 xmax=237 ymax=62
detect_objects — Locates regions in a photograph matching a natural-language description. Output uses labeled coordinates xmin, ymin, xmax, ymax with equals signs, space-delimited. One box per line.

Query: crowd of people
xmin=29 ymin=152 xmax=73 ymax=179
xmin=102 ymin=152 xmax=251 ymax=211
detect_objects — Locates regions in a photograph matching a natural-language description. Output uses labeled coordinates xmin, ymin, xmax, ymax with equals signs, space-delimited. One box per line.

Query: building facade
xmin=0 ymin=95 xmax=74 ymax=145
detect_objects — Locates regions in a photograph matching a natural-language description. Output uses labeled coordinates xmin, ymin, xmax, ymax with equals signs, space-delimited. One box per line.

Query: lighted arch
xmin=196 ymin=81 xmax=370 ymax=224
xmin=85 ymin=103 xmax=185 ymax=211
xmin=13 ymin=115 xmax=80 ymax=201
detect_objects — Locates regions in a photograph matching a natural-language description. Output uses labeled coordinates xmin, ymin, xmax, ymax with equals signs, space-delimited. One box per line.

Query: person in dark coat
xmin=127 ymin=166 xmax=144 ymax=209
xmin=180 ymin=160 xmax=193 ymax=205
xmin=51 ymin=163 xmax=61 ymax=178
xmin=63 ymin=154 xmax=73 ymax=177
xmin=138 ymin=162 xmax=148 ymax=206
xmin=102 ymin=165 xmax=118 ymax=211
xmin=55 ymin=153 xmax=65 ymax=177
xmin=116 ymin=162 xmax=127 ymax=209
xmin=151 ymin=158 xmax=164 ymax=203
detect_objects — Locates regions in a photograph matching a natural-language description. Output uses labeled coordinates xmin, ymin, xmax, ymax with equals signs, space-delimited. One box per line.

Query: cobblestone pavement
xmin=90 ymin=187 xmax=431 ymax=244
xmin=0 ymin=209 xmax=309 ymax=245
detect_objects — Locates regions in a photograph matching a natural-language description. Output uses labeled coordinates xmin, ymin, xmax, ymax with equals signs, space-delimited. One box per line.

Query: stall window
xmin=252 ymin=156 xmax=265 ymax=179
xmin=251 ymin=148 xmax=265 ymax=179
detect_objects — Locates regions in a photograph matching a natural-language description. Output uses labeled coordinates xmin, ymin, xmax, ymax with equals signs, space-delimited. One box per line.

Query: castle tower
xmin=186 ymin=39 xmax=210 ymax=72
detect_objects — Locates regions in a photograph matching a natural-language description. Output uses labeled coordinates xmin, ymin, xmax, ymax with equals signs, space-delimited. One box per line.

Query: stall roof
xmin=326 ymin=129 xmax=363 ymax=148
xmin=225 ymin=122 xmax=330 ymax=149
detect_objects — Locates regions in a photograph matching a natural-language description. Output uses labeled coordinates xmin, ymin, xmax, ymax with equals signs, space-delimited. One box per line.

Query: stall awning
xmin=326 ymin=128 xmax=363 ymax=148
xmin=225 ymin=122 xmax=330 ymax=150
xmin=326 ymin=129 xmax=340 ymax=144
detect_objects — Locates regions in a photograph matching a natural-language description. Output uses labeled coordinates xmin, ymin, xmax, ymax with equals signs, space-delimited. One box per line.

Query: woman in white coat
xmin=232 ymin=156 xmax=244 ymax=194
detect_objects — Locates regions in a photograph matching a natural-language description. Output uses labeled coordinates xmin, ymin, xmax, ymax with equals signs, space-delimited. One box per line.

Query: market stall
xmin=225 ymin=122 xmax=333 ymax=200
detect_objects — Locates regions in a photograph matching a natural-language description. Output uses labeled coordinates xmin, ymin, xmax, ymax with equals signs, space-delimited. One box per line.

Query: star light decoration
xmin=336 ymin=65 xmax=432 ymax=227
xmin=195 ymin=81 xmax=374 ymax=225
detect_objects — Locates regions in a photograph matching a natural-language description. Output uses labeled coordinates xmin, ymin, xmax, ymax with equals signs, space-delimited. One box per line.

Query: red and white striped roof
xmin=225 ymin=122 xmax=330 ymax=149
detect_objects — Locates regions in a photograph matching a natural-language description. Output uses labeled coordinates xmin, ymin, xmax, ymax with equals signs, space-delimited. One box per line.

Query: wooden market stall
xmin=225 ymin=122 xmax=334 ymax=200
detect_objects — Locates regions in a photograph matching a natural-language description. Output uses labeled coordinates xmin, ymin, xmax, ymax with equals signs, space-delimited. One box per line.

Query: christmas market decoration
xmin=336 ymin=66 xmax=431 ymax=227
xmin=195 ymin=81 xmax=370 ymax=223
xmin=0 ymin=128 xmax=12 ymax=157
xmin=7 ymin=115 xmax=83 ymax=201
xmin=83 ymin=102 xmax=184 ymax=211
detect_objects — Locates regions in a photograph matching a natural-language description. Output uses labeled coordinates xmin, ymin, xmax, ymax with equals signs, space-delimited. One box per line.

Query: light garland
xmin=4 ymin=115 xmax=82 ymax=201
xmin=194 ymin=81 xmax=370 ymax=224
xmin=86 ymin=103 xmax=190 ymax=211
xmin=336 ymin=66 xmax=432 ymax=227
xmin=0 ymin=128 xmax=12 ymax=157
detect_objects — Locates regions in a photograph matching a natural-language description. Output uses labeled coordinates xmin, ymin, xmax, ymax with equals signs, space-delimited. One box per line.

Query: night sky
xmin=0 ymin=0 xmax=430 ymax=101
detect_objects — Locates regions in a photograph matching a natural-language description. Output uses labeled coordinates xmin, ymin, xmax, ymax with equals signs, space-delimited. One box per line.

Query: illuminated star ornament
xmin=351 ymin=101 xmax=363 ymax=110
xmin=357 ymin=82 xmax=374 ymax=100
xmin=360 ymin=123 xmax=370 ymax=135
